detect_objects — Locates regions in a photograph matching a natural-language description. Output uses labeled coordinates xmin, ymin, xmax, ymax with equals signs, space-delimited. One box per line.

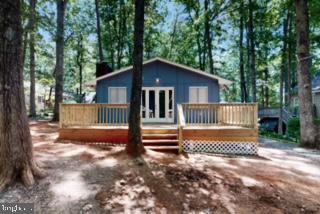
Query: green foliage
xmin=21 ymin=0 xmax=320 ymax=106
xmin=287 ymin=118 xmax=300 ymax=142
xmin=286 ymin=118 xmax=320 ymax=143
xmin=259 ymin=129 xmax=294 ymax=143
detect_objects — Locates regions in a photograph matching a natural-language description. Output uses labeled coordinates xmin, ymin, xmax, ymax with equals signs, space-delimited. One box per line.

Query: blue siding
xmin=96 ymin=60 xmax=220 ymax=122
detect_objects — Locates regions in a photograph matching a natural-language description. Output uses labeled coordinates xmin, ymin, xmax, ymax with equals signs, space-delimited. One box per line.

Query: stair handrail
xmin=177 ymin=104 xmax=186 ymax=153
xmin=282 ymin=107 xmax=293 ymax=122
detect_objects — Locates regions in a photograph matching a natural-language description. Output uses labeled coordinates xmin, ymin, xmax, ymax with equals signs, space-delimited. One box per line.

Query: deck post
xmin=59 ymin=103 xmax=62 ymax=128
xmin=254 ymin=103 xmax=258 ymax=129
xmin=177 ymin=104 xmax=186 ymax=153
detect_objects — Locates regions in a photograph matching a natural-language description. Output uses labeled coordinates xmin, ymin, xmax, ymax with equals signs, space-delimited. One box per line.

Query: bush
xmin=287 ymin=118 xmax=300 ymax=142
xmin=287 ymin=118 xmax=320 ymax=142
xmin=259 ymin=129 xmax=288 ymax=141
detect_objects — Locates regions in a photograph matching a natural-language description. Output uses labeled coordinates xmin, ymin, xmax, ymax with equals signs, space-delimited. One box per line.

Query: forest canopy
xmin=22 ymin=0 xmax=320 ymax=105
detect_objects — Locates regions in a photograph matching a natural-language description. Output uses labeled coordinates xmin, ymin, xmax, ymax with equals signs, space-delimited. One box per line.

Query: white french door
xmin=142 ymin=87 xmax=174 ymax=123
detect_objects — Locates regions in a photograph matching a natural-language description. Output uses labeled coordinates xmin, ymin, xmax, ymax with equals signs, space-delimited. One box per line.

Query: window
xmin=189 ymin=87 xmax=208 ymax=103
xmin=108 ymin=87 xmax=127 ymax=103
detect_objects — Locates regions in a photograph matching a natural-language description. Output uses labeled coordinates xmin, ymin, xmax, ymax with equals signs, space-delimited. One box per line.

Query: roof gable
xmin=87 ymin=57 xmax=232 ymax=86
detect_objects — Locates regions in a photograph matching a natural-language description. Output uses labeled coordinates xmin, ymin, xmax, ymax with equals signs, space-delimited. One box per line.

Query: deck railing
xmin=60 ymin=103 xmax=130 ymax=128
xmin=182 ymin=103 xmax=258 ymax=128
xmin=60 ymin=103 xmax=258 ymax=129
xmin=177 ymin=104 xmax=186 ymax=153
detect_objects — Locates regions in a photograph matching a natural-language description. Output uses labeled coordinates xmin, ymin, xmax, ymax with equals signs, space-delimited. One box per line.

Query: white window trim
xmin=189 ymin=86 xmax=208 ymax=103
xmin=108 ymin=87 xmax=127 ymax=103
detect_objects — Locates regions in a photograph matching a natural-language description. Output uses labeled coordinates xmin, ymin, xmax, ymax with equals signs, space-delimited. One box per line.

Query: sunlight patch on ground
xmin=95 ymin=157 xmax=118 ymax=168
xmin=97 ymin=176 xmax=156 ymax=212
xmin=35 ymin=152 xmax=60 ymax=163
xmin=58 ymin=147 xmax=87 ymax=157
xmin=241 ymin=176 xmax=264 ymax=187
xmin=50 ymin=171 xmax=96 ymax=202
xmin=188 ymin=155 xmax=239 ymax=170
xmin=33 ymin=141 xmax=51 ymax=148
xmin=265 ymin=154 xmax=320 ymax=177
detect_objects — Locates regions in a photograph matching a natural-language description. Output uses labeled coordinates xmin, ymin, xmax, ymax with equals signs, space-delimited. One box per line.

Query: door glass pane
xmin=149 ymin=90 xmax=155 ymax=118
xmin=169 ymin=90 xmax=173 ymax=118
xmin=142 ymin=90 xmax=146 ymax=118
xmin=159 ymin=90 xmax=165 ymax=118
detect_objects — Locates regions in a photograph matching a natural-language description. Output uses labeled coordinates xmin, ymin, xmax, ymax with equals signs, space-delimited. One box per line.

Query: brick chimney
xmin=96 ymin=62 xmax=113 ymax=78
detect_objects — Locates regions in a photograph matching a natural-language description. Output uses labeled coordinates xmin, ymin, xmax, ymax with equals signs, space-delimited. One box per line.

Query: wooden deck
xmin=59 ymin=125 xmax=258 ymax=144
xmin=58 ymin=103 xmax=259 ymax=154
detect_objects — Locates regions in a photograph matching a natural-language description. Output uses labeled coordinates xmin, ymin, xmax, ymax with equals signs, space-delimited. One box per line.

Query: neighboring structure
xmin=24 ymin=81 xmax=48 ymax=114
xmin=291 ymin=72 xmax=320 ymax=117
xmin=87 ymin=57 xmax=232 ymax=123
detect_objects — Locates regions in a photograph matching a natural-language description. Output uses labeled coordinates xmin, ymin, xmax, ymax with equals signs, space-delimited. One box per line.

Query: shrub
xmin=287 ymin=118 xmax=300 ymax=142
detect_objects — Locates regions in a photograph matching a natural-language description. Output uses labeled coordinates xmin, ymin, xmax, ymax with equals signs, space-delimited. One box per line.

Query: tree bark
xmin=22 ymin=32 xmax=29 ymax=67
xmin=248 ymin=0 xmax=256 ymax=102
xmin=52 ymin=0 xmax=67 ymax=121
xmin=76 ymin=34 xmax=84 ymax=103
xmin=168 ymin=13 xmax=179 ymax=59
xmin=126 ymin=0 xmax=145 ymax=157
xmin=29 ymin=0 xmax=37 ymax=118
xmin=264 ymin=68 xmax=269 ymax=107
xmin=295 ymin=0 xmax=319 ymax=147
xmin=117 ymin=0 xmax=126 ymax=69
xmin=95 ymin=0 xmax=104 ymax=62
xmin=279 ymin=10 xmax=289 ymax=134
xmin=0 ymin=0 xmax=44 ymax=192
xmin=287 ymin=10 xmax=293 ymax=109
xmin=204 ymin=0 xmax=214 ymax=74
xmin=245 ymin=15 xmax=251 ymax=101
xmin=239 ymin=0 xmax=248 ymax=103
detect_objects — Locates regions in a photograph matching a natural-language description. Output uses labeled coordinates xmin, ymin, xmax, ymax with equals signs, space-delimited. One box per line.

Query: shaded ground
xmin=1 ymin=121 xmax=320 ymax=213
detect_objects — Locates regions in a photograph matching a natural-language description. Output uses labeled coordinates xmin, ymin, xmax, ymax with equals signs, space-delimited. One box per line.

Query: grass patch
xmin=259 ymin=129 xmax=299 ymax=144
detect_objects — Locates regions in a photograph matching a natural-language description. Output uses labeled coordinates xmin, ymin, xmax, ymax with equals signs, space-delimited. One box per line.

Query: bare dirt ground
xmin=1 ymin=121 xmax=320 ymax=213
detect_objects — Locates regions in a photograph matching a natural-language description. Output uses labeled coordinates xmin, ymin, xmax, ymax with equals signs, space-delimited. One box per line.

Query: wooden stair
xmin=142 ymin=129 xmax=179 ymax=153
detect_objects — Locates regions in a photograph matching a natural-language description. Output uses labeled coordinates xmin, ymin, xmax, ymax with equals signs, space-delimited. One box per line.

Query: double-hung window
xmin=108 ymin=87 xmax=127 ymax=103
xmin=189 ymin=86 xmax=208 ymax=103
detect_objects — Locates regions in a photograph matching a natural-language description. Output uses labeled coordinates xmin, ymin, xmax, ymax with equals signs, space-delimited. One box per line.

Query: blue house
xmin=61 ymin=58 xmax=258 ymax=154
xmin=88 ymin=58 xmax=232 ymax=123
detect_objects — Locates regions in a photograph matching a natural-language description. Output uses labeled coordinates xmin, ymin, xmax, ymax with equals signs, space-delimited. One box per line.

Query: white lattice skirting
xmin=183 ymin=140 xmax=258 ymax=155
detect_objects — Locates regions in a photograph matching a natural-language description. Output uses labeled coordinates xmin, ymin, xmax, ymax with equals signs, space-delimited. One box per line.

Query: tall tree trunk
xmin=196 ymin=32 xmax=203 ymax=70
xmin=239 ymin=0 xmax=247 ymax=102
xmin=204 ymin=0 xmax=214 ymax=74
xmin=126 ymin=0 xmax=145 ymax=156
xmin=117 ymin=0 xmax=125 ymax=69
xmin=22 ymin=32 xmax=29 ymax=66
xmin=191 ymin=8 xmax=204 ymax=70
xmin=29 ymin=0 xmax=37 ymax=118
xmin=168 ymin=13 xmax=179 ymax=59
xmin=248 ymin=0 xmax=256 ymax=102
xmin=47 ymin=86 xmax=53 ymax=106
xmin=52 ymin=0 xmax=67 ymax=121
xmin=295 ymin=0 xmax=319 ymax=147
xmin=95 ymin=0 xmax=104 ymax=62
xmin=109 ymin=21 xmax=115 ymax=69
xmin=245 ymin=20 xmax=251 ymax=101
xmin=0 ymin=0 xmax=44 ymax=191
xmin=279 ymin=11 xmax=289 ymax=134
xmin=287 ymin=10 xmax=293 ymax=110
xmin=264 ymin=68 xmax=269 ymax=107
xmin=76 ymin=34 xmax=84 ymax=103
